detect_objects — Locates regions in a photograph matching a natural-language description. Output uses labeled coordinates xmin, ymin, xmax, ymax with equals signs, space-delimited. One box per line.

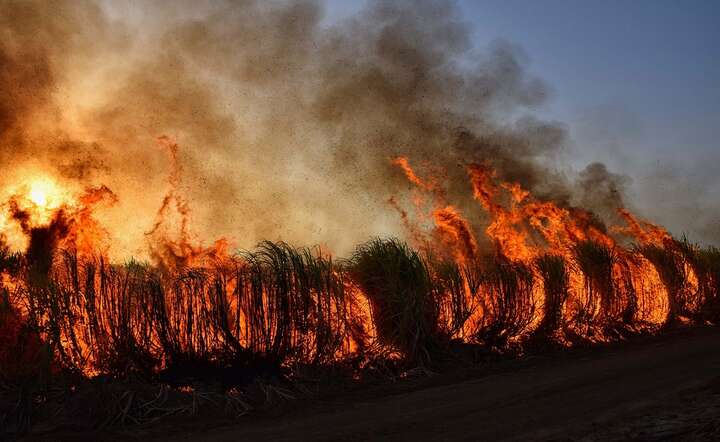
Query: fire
xmin=29 ymin=181 xmax=51 ymax=207
xmin=390 ymin=156 xmax=477 ymax=265
xmin=0 ymin=171 xmax=121 ymax=266
xmin=0 ymin=1 xmax=716 ymax=420
xmin=390 ymin=156 xmax=688 ymax=341
xmin=27 ymin=176 xmax=65 ymax=207
xmin=0 ymin=142 xmax=710 ymax=380
xmin=10 ymin=175 xmax=70 ymax=227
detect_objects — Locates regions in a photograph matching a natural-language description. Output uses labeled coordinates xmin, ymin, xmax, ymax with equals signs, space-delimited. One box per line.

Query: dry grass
xmin=349 ymin=238 xmax=441 ymax=365
xmin=1 ymin=236 xmax=719 ymax=436
xmin=639 ymin=243 xmax=692 ymax=326
xmin=471 ymin=256 xmax=536 ymax=348
xmin=534 ymin=254 xmax=569 ymax=339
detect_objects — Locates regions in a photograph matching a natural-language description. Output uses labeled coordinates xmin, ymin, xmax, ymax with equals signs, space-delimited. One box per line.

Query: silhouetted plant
xmin=639 ymin=243 xmax=691 ymax=326
xmin=472 ymin=256 xmax=535 ymax=348
xmin=350 ymin=238 xmax=440 ymax=365
xmin=534 ymin=254 xmax=569 ymax=338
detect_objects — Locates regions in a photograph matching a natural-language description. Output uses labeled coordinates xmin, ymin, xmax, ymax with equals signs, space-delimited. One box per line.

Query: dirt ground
xmin=24 ymin=327 xmax=720 ymax=441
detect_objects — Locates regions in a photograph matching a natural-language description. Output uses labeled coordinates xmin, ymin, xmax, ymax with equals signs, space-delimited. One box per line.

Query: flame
xmin=615 ymin=208 xmax=673 ymax=246
xmin=29 ymin=181 xmax=51 ymax=207
xmin=390 ymin=156 xmax=684 ymax=341
xmin=391 ymin=157 xmax=477 ymax=265
xmin=0 ymin=145 xmax=705 ymax=378
xmin=145 ymin=136 xmax=232 ymax=270
xmin=432 ymin=206 xmax=478 ymax=264
xmin=0 ymin=170 xmax=120 ymax=265
xmin=10 ymin=176 xmax=71 ymax=226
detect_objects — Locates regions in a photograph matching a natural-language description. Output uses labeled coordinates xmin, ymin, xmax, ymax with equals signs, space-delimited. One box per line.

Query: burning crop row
xmin=1 ymin=238 xmax=718 ymax=382
xmin=1 ymin=176 xmax=719 ymax=432
xmin=0 ymin=143 xmax=718 ymax=434
xmin=1 ymin=195 xmax=718 ymax=376
xmin=1 ymin=144 xmax=717 ymax=369
xmin=0 ymin=1 xmax=717 ymax=436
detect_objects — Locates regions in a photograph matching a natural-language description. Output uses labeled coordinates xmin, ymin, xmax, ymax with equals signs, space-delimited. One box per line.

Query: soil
xmin=21 ymin=326 xmax=720 ymax=441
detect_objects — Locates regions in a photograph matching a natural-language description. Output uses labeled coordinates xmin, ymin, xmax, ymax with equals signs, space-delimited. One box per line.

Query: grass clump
xmin=697 ymin=246 xmax=720 ymax=322
xmin=432 ymin=259 xmax=481 ymax=339
xmin=571 ymin=240 xmax=619 ymax=335
xmin=534 ymin=254 xmax=569 ymax=339
xmin=349 ymin=238 xmax=441 ymax=365
xmin=639 ymin=243 xmax=691 ymax=327
xmin=472 ymin=257 xmax=535 ymax=348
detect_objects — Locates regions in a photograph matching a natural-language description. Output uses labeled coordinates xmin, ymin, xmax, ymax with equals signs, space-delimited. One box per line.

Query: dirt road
xmin=166 ymin=327 xmax=720 ymax=441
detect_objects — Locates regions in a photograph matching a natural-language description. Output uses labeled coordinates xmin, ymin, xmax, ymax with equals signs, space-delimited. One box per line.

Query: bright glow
xmin=27 ymin=178 xmax=61 ymax=209
xmin=10 ymin=176 xmax=71 ymax=228
xmin=30 ymin=184 xmax=49 ymax=207
xmin=0 ymin=174 xmax=79 ymax=253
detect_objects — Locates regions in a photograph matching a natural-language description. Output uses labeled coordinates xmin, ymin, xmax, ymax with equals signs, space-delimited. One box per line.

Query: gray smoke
xmin=3 ymin=0 xmax=708 ymax=259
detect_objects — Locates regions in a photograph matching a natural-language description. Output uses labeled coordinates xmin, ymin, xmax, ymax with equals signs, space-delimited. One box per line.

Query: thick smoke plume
xmin=0 ymin=0 xmax=713 ymax=261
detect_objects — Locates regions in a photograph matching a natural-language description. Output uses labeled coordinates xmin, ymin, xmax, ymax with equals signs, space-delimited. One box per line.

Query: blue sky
xmin=324 ymin=0 xmax=720 ymax=241
xmin=325 ymin=0 xmax=719 ymax=161
xmin=457 ymin=0 xmax=720 ymax=162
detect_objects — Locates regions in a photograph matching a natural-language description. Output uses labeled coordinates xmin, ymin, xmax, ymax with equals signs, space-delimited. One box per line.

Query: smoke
xmin=633 ymin=157 xmax=720 ymax=246
xmin=0 ymin=0 xmax=711 ymax=260
xmin=575 ymin=162 xmax=630 ymax=224
xmin=572 ymin=103 xmax=720 ymax=246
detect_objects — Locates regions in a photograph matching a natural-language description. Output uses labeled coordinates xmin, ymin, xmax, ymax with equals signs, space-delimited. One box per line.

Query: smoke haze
xmin=0 ymin=0 xmax=715 ymax=260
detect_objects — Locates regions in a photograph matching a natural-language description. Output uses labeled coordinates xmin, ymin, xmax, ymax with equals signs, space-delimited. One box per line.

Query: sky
xmin=325 ymin=0 xmax=720 ymax=161
xmin=325 ymin=0 xmax=720 ymax=242
xmin=455 ymin=0 xmax=720 ymax=159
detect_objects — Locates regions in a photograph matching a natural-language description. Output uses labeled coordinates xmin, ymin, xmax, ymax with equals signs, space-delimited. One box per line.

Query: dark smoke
xmin=576 ymin=162 xmax=630 ymax=224
xmin=0 ymin=0 xmax=714 ymax=259
xmin=0 ymin=0 xmax=114 ymax=158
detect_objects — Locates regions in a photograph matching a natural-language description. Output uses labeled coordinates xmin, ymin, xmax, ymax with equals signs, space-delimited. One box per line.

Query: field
xmin=2 ymin=232 xmax=720 ymax=439
xmin=19 ymin=326 xmax=720 ymax=441
xmin=3 ymin=156 xmax=720 ymax=439
xmin=163 ymin=327 xmax=720 ymax=441
xmin=1 ymin=0 xmax=718 ymax=440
